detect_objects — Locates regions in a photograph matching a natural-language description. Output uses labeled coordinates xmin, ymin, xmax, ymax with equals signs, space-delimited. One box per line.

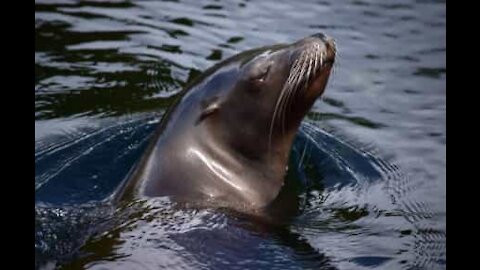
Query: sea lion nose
xmin=309 ymin=33 xmax=337 ymax=55
xmin=311 ymin=33 xmax=335 ymax=48
xmin=291 ymin=33 xmax=336 ymax=64
xmin=311 ymin=33 xmax=327 ymax=41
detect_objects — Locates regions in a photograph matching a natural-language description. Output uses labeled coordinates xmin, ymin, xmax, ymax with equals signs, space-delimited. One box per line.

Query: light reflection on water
xmin=35 ymin=0 xmax=445 ymax=269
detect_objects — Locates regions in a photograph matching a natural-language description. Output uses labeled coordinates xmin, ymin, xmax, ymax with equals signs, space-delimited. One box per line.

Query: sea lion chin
xmin=115 ymin=33 xmax=336 ymax=214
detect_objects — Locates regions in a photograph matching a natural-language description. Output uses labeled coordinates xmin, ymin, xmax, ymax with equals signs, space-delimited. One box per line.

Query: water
xmin=35 ymin=0 xmax=446 ymax=269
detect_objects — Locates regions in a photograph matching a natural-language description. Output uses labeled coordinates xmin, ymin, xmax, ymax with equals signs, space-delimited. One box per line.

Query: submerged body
xmin=117 ymin=33 xmax=336 ymax=213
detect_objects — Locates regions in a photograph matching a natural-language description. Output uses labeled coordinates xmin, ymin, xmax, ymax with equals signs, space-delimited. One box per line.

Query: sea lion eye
xmin=253 ymin=64 xmax=271 ymax=82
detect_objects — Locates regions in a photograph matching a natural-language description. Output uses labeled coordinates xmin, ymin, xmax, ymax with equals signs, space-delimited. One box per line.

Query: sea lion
xmin=116 ymin=33 xmax=336 ymax=213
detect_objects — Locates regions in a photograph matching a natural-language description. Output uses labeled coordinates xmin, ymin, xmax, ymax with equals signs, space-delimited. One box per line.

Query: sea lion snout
xmin=290 ymin=33 xmax=336 ymax=67
xmin=310 ymin=32 xmax=335 ymax=47
xmin=276 ymin=33 xmax=336 ymax=108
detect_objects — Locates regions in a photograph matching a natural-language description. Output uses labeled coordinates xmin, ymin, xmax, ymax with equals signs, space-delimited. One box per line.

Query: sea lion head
xmin=197 ymin=33 xmax=336 ymax=163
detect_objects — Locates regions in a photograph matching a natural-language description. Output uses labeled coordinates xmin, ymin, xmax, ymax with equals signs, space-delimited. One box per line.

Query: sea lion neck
xmin=198 ymin=125 xmax=289 ymax=208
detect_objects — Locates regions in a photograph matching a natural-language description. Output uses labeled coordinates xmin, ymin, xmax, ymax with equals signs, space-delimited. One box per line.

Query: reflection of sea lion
xmin=117 ymin=33 xmax=336 ymax=213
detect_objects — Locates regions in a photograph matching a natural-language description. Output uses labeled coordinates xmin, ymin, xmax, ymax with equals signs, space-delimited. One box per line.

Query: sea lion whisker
xmin=268 ymin=57 xmax=301 ymax=154
xmin=305 ymin=50 xmax=314 ymax=86
xmin=278 ymin=52 xmax=304 ymax=116
xmin=297 ymin=135 xmax=309 ymax=170
xmin=320 ymin=51 xmax=324 ymax=69
xmin=268 ymin=90 xmax=285 ymax=154
xmin=276 ymin=55 xmax=307 ymax=141
xmin=295 ymin=51 xmax=310 ymax=94
xmin=281 ymin=53 xmax=307 ymax=129
xmin=278 ymin=57 xmax=303 ymax=134
xmin=313 ymin=44 xmax=319 ymax=74
xmin=283 ymin=43 xmax=324 ymax=135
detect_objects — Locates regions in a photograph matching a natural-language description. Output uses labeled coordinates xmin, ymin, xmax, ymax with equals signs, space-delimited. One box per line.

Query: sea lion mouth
xmin=290 ymin=40 xmax=336 ymax=98
xmin=281 ymin=36 xmax=336 ymax=106
xmin=268 ymin=36 xmax=336 ymax=142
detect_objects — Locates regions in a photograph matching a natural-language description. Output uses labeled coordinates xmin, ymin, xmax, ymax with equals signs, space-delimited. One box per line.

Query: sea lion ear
xmin=197 ymin=96 xmax=221 ymax=124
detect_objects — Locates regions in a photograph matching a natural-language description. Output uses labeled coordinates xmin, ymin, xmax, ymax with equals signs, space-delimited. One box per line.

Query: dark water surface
xmin=35 ymin=0 xmax=446 ymax=269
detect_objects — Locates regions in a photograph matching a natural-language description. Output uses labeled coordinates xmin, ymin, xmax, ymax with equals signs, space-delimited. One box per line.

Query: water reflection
xmin=35 ymin=0 xmax=445 ymax=269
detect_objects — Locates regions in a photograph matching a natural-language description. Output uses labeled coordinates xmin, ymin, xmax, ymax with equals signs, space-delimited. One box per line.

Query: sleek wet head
xmin=199 ymin=33 xmax=336 ymax=161
xmin=118 ymin=33 xmax=337 ymax=212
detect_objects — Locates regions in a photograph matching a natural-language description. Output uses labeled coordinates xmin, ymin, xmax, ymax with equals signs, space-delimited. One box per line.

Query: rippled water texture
xmin=35 ymin=0 xmax=446 ymax=269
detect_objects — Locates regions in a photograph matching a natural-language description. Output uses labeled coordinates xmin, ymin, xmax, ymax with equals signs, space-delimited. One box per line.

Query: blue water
xmin=35 ymin=0 xmax=446 ymax=269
